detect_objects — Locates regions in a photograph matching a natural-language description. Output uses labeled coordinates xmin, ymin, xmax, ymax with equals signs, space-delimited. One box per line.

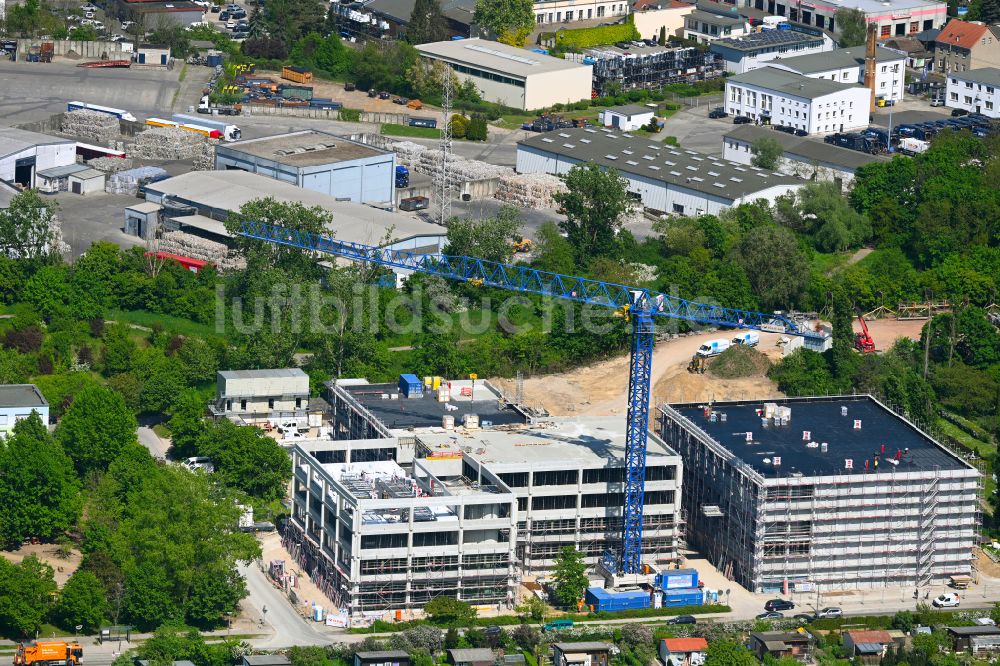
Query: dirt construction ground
xmin=2 ymin=543 xmax=82 ymax=586
xmin=492 ymin=318 xmax=925 ymax=416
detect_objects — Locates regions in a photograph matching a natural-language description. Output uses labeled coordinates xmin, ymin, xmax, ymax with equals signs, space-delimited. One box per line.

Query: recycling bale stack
xmin=159 ymin=231 xmax=246 ymax=272
xmin=105 ymin=166 xmax=168 ymax=195
xmin=494 ymin=173 xmax=567 ymax=209
xmin=87 ymin=156 xmax=134 ymax=173
xmin=61 ymin=109 xmax=120 ymax=143
xmin=129 ymin=127 xmax=212 ymax=160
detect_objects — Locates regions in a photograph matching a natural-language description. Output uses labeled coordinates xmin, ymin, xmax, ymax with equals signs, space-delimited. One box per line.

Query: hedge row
xmin=555 ymin=22 xmax=640 ymax=49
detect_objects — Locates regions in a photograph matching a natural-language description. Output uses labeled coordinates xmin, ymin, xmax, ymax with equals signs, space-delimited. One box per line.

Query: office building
xmin=710 ymin=28 xmax=832 ymax=74
xmin=946 ymin=66 xmax=1000 ymax=117
xmin=768 ymin=45 xmax=906 ymax=103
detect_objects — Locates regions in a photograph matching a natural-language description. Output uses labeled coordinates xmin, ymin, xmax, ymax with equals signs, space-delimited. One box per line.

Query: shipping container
xmin=279 ymin=84 xmax=314 ymax=100
xmin=585 ymin=587 xmax=651 ymax=613
xmin=399 ymin=373 xmax=423 ymax=398
xmin=662 ymin=587 xmax=704 ymax=607
xmin=282 ymin=65 xmax=314 ymax=83
xmin=656 ymin=568 xmax=699 ymax=590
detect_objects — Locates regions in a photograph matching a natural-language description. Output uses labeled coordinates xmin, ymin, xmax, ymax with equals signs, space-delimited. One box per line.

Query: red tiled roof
xmin=937 ymin=19 xmax=990 ymax=49
xmin=662 ymin=638 xmax=709 ymax=652
xmin=846 ymin=630 xmax=893 ymax=644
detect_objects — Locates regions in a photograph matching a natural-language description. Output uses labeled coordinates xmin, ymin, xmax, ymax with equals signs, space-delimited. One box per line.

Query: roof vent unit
xmin=821 ymin=442 xmax=828 ymax=453
xmin=841 ymin=405 xmax=848 ymax=416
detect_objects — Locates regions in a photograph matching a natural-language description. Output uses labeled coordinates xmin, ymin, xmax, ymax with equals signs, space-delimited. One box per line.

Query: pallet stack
xmin=60 ymin=109 xmax=120 ymax=143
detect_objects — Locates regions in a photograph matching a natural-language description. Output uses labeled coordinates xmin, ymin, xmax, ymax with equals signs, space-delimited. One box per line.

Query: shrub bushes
xmin=554 ymin=22 xmax=640 ymax=49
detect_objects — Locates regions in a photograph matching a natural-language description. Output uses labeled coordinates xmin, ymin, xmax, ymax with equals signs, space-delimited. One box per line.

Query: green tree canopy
xmin=445 ymin=206 xmax=522 ymax=263
xmin=0 ymin=555 xmax=57 ymax=637
xmin=0 ymin=413 xmax=81 ymax=546
xmin=554 ymin=162 xmax=633 ymax=266
xmin=54 ymin=570 xmax=110 ymax=632
xmin=424 ymin=596 xmax=476 ymax=625
xmin=731 ymin=224 xmax=808 ymax=309
xmin=704 ymin=640 xmax=758 ymax=666
xmin=56 ymin=384 xmax=139 ymax=476
xmin=407 ymin=0 xmax=448 ymax=43
xmin=473 ymin=0 xmax=535 ymax=45
xmin=835 ymin=8 xmax=868 ymax=46
xmin=552 ymin=546 xmax=588 ymax=607
xmin=197 ymin=420 xmax=292 ymax=502
xmin=750 ymin=137 xmax=783 ymax=170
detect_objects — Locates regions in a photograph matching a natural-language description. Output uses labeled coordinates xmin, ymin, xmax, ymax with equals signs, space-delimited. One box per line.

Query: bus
xmin=66 ymin=101 xmax=137 ymax=122
xmin=144 ymin=118 xmax=222 ymax=139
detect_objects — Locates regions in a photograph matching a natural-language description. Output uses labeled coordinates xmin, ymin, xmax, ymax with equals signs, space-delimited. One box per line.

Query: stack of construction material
xmin=61 ymin=109 xmax=120 ymax=143
xmin=494 ymin=173 xmax=567 ymax=209
xmin=159 ymin=230 xmax=246 ymax=272
xmin=129 ymin=127 xmax=208 ymax=160
xmin=191 ymin=142 xmax=215 ymax=171
xmin=87 ymin=156 xmax=133 ymax=173
xmin=106 ymin=166 xmax=169 ymax=195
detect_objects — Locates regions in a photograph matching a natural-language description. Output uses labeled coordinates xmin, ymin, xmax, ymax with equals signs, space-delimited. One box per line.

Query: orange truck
xmin=14 ymin=641 xmax=83 ymax=666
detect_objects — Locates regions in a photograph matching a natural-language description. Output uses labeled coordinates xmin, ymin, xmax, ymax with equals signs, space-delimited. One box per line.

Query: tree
xmin=54 ymin=570 xmax=110 ymax=632
xmin=56 ymin=384 xmax=139 ymax=476
xmin=260 ymin=0 xmax=326 ymax=45
xmin=407 ymin=0 xmax=447 ymax=44
xmin=620 ymin=623 xmax=653 ymax=646
xmin=704 ymin=640 xmax=758 ymax=666
xmin=197 ymin=420 xmax=291 ymax=501
xmin=892 ymin=610 xmax=916 ymax=633
xmin=225 ymin=197 xmax=331 ymax=277
xmin=466 ymin=115 xmax=488 ymax=142
xmin=972 ymin=0 xmax=1000 ymax=23
xmin=148 ymin=23 xmax=191 ymax=58
xmin=445 ymin=206 xmax=522 ymax=263
xmin=0 ymin=190 xmax=60 ymax=261
xmin=551 ymin=546 xmax=588 ymax=607
xmin=532 ymin=221 xmax=576 ymax=274
xmin=0 ymin=413 xmax=81 ymax=546
xmin=830 ymin=286 xmax=857 ymax=379
xmin=0 ymin=555 xmax=57 ymax=637
xmin=473 ymin=0 xmax=534 ymax=46
xmin=424 ymin=596 xmax=476 ymax=625
xmin=658 ymin=25 xmax=666 ymax=45
xmin=835 ymin=8 xmax=868 ymax=47
xmin=68 ymin=24 xmax=98 ymax=40
xmin=516 ymin=595 xmax=546 ymax=622
xmin=553 ymin=163 xmax=632 ymax=265
xmin=750 ymin=137 xmax=783 ymax=170
xmin=732 ymin=224 xmax=808 ymax=309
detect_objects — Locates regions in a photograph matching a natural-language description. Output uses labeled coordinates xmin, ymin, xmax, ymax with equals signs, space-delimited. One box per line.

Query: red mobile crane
xmin=854 ymin=314 xmax=876 ymax=353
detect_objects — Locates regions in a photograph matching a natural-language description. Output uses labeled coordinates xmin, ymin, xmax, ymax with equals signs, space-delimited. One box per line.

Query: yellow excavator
xmin=687 ymin=354 xmax=706 ymax=374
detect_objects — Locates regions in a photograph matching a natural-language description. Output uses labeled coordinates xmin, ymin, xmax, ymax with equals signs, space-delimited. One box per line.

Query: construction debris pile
xmin=105 ymin=166 xmax=169 ymax=195
xmin=129 ymin=127 xmax=213 ymax=160
xmin=87 ymin=156 xmax=133 ymax=173
xmin=61 ymin=109 xmax=120 ymax=143
xmin=158 ymin=230 xmax=246 ymax=272
xmin=495 ymin=173 xmax=567 ymax=209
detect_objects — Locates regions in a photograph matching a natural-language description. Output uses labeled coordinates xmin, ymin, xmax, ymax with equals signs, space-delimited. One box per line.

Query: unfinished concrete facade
xmin=657 ymin=395 xmax=980 ymax=594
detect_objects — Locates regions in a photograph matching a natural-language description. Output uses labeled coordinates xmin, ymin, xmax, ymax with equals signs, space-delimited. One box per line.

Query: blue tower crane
xmin=238 ymin=220 xmax=815 ymax=574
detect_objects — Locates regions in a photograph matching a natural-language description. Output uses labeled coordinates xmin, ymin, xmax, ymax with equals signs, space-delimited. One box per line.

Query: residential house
xmin=935 ymin=18 xmax=1000 ymax=74
xmin=748 ymin=631 xmax=815 ymax=662
xmin=767 ymin=44 xmax=907 ymax=102
xmin=354 ymin=652 xmax=410 ymax=666
xmin=884 ymin=36 xmax=931 ymax=68
xmin=946 ymin=66 xmax=1000 ymax=117
xmin=659 ymin=637 xmax=708 ymax=666
xmin=552 ymin=643 xmax=613 ymax=666
xmin=631 ymin=0 xmax=693 ymax=42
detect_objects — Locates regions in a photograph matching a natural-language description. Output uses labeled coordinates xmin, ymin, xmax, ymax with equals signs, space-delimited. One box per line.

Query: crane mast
xmin=238 ymin=221 xmax=814 ymax=573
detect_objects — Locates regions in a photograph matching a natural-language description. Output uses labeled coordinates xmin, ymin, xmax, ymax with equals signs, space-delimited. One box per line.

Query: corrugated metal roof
xmin=0 ymin=127 xmax=73 ymax=160
xmin=219 ymin=368 xmax=308 ymax=380
xmin=723 ymin=124 xmax=888 ymax=170
xmin=37 ymin=163 xmax=90 ymax=179
xmin=448 ymin=649 xmax=495 ymax=662
xmin=416 ymin=38 xmax=590 ymax=78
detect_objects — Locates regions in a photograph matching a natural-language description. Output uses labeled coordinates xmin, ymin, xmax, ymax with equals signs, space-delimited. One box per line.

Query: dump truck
xmin=15 ymin=641 xmax=83 ymax=666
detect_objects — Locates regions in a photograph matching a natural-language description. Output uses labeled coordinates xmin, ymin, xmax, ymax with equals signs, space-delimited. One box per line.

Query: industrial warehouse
xmin=656 ymin=395 xmax=980 ymax=593
xmin=285 ymin=375 xmax=685 ymax=615
xmin=516 ymin=127 xmax=803 ymax=216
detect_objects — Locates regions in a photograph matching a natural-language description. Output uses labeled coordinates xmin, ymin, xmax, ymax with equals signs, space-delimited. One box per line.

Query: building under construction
xmin=656 ymin=395 xmax=980 ymax=594
xmin=581 ymin=45 xmax=723 ymax=96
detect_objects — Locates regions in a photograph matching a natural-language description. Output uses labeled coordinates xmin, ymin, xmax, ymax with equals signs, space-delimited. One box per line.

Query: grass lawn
xmin=381 ymin=123 xmax=442 ymax=139
xmin=811 ymin=251 xmax=852 ymax=276
xmin=107 ymin=309 xmax=219 ymax=338
xmin=152 ymin=423 xmax=172 ymax=439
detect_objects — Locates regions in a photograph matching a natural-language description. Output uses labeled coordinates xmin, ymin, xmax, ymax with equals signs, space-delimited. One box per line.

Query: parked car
xmin=951 ymin=108 xmax=969 ymax=117
xmin=393 ymin=96 xmax=409 ymax=105
xmin=733 ymin=115 xmax=752 ymax=124
xmin=345 ymin=82 xmax=356 ymax=91
xmin=816 ymin=607 xmax=843 ymax=619
xmin=120 ymin=19 xmax=134 ymax=28
xmin=793 ymin=614 xmax=815 ymax=623
xmin=84 ymin=10 xmax=95 ymax=17
xmin=773 ymin=124 xmax=796 ymax=134
xmin=757 ymin=611 xmax=785 ymax=620
xmin=543 ymin=619 xmax=574 ymax=632
xmin=933 ymin=593 xmax=960 ymax=608
xmin=667 ymin=615 xmax=697 ymax=625
xmin=92 ymin=20 xmax=104 ymax=29
xmin=368 ymin=89 xmax=378 ymax=97
xmin=225 ymin=19 xmax=236 ymax=28
xmin=81 ymin=2 xmax=98 ymax=10
xmin=708 ymin=106 xmax=727 ymax=119
xmin=378 ymin=91 xmax=391 ymax=99
xmin=793 ymin=128 xmax=808 ymax=136
xmin=930 ymin=98 xmax=944 ymax=107
xmin=210 ymin=4 xmax=221 ymax=11
xmin=765 ymin=599 xmax=795 ymax=611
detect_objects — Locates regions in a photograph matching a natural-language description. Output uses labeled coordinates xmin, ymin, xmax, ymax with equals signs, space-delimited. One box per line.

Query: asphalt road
xmin=137 ymin=426 xmax=170 ymax=460
xmin=238 ymin=561 xmax=331 ymax=648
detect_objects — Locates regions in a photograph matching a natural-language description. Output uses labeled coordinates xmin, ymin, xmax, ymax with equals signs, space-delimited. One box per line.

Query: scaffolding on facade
xmin=582 ymin=47 xmax=723 ymax=96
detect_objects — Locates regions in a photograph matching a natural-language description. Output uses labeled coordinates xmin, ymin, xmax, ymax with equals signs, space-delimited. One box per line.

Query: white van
xmin=697 ymin=338 xmax=731 ymax=357
xmin=182 ymin=456 xmax=215 ymax=473
xmin=732 ymin=331 xmax=760 ymax=347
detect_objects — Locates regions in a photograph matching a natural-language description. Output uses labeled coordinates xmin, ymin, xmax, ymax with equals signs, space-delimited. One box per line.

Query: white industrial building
xmin=725 ymin=67 xmax=871 ymax=134
xmin=658 ymin=396 xmax=980 ymax=593
xmin=600 ymin=104 xmax=655 ymax=131
xmin=723 ymin=125 xmax=888 ymax=187
xmin=946 ymin=67 xmax=1000 ymax=117
xmin=745 ymin=0 xmax=947 ymax=38
xmin=710 ymin=29 xmax=833 ymax=74
xmin=0 ymin=127 xmax=76 ymax=190
xmin=140 ymin=170 xmax=448 ymax=257
xmin=415 ymin=38 xmax=593 ymax=110
xmin=768 ymin=45 xmax=906 ymax=103
xmin=287 ymin=409 xmax=684 ymax=615
xmin=517 ymin=127 xmax=803 ymax=216
xmin=215 ymin=131 xmax=396 ymax=204
xmin=210 ymin=368 xmax=312 ymax=424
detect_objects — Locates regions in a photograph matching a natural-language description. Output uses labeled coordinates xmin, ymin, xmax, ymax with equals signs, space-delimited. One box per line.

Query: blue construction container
xmin=399 ymin=373 xmax=423 ymax=398
xmin=662 ymin=587 xmax=704 ymax=608
xmin=656 ymin=568 xmax=699 ymax=590
xmin=585 ymin=587 xmax=650 ymax=613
